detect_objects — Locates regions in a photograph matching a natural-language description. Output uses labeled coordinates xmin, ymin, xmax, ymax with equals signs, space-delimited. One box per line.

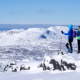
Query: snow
xmin=0 ymin=26 xmax=69 ymax=46
xmin=0 ymin=57 xmax=80 ymax=80
xmin=0 ymin=26 xmax=79 ymax=80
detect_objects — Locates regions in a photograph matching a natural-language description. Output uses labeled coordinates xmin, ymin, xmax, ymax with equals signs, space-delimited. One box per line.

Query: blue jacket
xmin=63 ymin=25 xmax=73 ymax=39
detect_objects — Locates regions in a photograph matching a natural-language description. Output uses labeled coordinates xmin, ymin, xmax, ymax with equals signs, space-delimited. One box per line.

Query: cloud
xmin=38 ymin=9 xmax=54 ymax=15
xmin=38 ymin=9 xmax=45 ymax=14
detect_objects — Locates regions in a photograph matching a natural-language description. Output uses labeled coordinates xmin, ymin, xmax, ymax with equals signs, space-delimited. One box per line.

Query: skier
xmin=77 ymin=26 xmax=80 ymax=53
xmin=61 ymin=24 xmax=73 ymax=53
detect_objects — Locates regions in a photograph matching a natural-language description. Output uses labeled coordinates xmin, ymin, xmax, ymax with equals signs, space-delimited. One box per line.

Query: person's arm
xmin=63 ymin=29 xmax=71 ymax=35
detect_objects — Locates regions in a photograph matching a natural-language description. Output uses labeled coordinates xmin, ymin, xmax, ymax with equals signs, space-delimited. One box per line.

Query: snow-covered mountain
xmin=0 ymin=26 xmax=79 ymax=80
xmin=0 ymin=26 xmax=77 ymax=60
xmin=0 ymin=26 xmax=69 ymax=46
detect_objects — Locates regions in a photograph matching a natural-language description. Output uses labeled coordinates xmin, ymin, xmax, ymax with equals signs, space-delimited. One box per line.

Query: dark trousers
xmin=66 ymin=39 xmax=73 ymax=51
xmin=77 ymin=39 xmax=80 ymax=51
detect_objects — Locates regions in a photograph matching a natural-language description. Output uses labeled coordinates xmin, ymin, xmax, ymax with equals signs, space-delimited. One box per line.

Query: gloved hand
xmin=61 ymin=31 xmax=64 ymax=34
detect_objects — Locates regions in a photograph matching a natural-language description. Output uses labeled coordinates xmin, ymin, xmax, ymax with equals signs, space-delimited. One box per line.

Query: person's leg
xmin=78 ymin=40 xmax=80 ymax=50
xmin=77 ymin=39 xmax=79 ymax=52
xmin=69 ymin=39 xmax=73 ymax=53
xmin=66 ymin=42 xmax=69 ymax=49
xmin=77 ymin=39 xmax=80 ymax=53
xmin=66 ymin=41 xmax=70 ymax=52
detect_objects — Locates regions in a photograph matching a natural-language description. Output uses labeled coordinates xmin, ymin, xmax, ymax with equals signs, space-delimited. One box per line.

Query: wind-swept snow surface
xmin=0 ymin=26 xmax=79 ymax=80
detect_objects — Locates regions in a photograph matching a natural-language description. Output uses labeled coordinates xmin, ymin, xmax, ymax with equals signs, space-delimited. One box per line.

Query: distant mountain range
xmin=0 ymin=24 xmax=78 ymax=30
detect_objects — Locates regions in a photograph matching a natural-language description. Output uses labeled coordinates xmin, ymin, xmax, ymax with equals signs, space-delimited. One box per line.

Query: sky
xmin=0 ymin=0 xmax=80 ymax=25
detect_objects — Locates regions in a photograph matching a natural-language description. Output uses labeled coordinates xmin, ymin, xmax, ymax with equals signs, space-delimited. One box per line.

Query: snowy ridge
xmin=0 ymin=26 xmax=68 ymax=46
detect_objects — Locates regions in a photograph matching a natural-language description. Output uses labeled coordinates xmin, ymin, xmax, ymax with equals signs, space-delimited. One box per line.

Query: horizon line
xmin=0 ymin=24 xmax=79 ymax=26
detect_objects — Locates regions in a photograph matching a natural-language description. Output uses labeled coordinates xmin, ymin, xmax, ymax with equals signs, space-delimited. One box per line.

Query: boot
xmin=77 ymin=50 xmax=80 ymax=54
xmin=67 ymin=48 xmax=70 ymax=52
xmin=70 ymin=50 xmax=73 ymax=53
xmin=67 ymin=48 xmax=73 ymax=53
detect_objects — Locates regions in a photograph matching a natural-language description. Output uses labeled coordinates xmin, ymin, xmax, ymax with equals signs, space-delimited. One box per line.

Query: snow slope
xmin=0 ymin=26 xmax=79 ymax=80
xmin=0 ymin=54 xmax=80 ymax=80
xmin=0 ymin=26 xmax=69 ymax=46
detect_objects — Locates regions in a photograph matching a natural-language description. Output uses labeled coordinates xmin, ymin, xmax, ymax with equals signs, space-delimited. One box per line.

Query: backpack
xmin=77 ymin=31 xmax=80 ymax=37
xmin=73 ymin=30 xmax=76 ymax=38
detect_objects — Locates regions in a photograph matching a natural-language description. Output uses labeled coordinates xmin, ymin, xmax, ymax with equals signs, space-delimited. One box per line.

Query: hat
xmin=69 ymin=24 xmax=73 ymax=29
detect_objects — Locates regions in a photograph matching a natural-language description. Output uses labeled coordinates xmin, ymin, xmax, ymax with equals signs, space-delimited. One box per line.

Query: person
xmin=77 ymin=26 xmax=80 ymax=53
xmin=61 ymin=24 xmax=73 ymax=53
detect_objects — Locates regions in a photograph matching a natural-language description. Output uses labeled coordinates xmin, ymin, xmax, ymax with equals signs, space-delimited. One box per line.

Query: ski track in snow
xmin=0 ymin=26 xmax=80 ymax=80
